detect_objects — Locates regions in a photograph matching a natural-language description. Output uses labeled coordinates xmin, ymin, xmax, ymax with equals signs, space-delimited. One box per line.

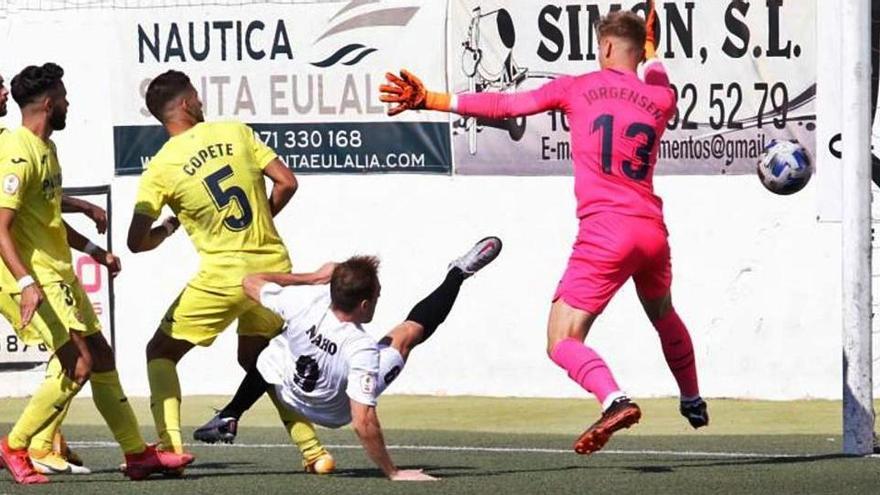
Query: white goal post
xmin=841 ymin=0 xmax=875 ymax=455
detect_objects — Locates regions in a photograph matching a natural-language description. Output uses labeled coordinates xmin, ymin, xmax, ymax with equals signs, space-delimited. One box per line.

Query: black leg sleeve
xmin=404 ymin=268 xmax=466 ymax=341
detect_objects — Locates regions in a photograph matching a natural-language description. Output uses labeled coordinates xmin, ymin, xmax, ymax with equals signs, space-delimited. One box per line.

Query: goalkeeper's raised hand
xmin=379 ymin=69 xmax=451 ymax=116
xmin=644 ymin=0 xmax=657 ymax=60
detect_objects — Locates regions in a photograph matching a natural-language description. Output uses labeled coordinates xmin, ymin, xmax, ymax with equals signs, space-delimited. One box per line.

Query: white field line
xmin=67 ymin=441 xmax=846 ymax=460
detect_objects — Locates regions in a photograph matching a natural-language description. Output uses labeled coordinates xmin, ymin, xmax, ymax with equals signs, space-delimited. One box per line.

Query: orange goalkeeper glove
xmin=644 ymin=0 xmax=657 ymax=60
xmin=379 ymin=69 xmax=451 ymax=116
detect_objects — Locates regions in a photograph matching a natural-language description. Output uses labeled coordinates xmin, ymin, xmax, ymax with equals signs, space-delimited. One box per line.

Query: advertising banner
xmin=112 ymin=0 xmax=451 ymax=175
xmin=450 ymin=0 xmax=817 ymax=176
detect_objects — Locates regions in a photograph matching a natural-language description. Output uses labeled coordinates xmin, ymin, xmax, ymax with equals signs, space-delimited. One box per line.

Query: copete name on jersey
xmin=183 ymin=143 xmax=234 ymax=176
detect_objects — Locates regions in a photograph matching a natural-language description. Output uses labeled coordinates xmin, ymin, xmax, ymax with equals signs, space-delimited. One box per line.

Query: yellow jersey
xmin=0 ymin=124 xmax=15 ymax=292
xmin=135 ymin=121 xmax=291 ymax=288
xmin=0 ymin=127 xmax=75 ymax=293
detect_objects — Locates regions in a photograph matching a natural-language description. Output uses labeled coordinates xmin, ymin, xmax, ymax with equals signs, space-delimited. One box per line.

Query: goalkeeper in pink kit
xmin=380 ymin=6 xmax=707 ymax=454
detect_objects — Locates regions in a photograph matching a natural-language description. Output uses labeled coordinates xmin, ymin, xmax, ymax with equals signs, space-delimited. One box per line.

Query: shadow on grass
xmin=332 ymin=465 xmax=473 ymax=479
xmin=621 ymin=453 xmax=851 ymax=474
xmin=430 ymin=464 xmax=596 ymax=479
xmin=680 ymin=453 xmax=850 ymax=469
xmin=45 ymin=461 xmax=306 ymax=484
xmin=328 ymin=464 xmax=592 ymax=480
xmin=625 ymin=465 xmax=675 ymax=473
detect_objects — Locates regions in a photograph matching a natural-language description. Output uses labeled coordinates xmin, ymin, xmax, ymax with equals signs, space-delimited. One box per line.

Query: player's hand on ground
xmin=99 ymin=251 xmax=122 ymax=278
xmin=19 ymin=283 xmax=44 ymax=328
xmin=389 ymin=469 xmax=439 ymax=481
xmin=314 ymin=262 xmax=338 ymax=284
xmin=380 ymin=69 xmax=427 ymax=116
xmin=85 ymin=204 xmax=108 ymax=234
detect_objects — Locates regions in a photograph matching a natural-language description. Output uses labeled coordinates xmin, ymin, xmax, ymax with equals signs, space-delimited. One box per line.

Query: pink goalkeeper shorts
xmin=553 ymin=212 xmax=672 ymax=314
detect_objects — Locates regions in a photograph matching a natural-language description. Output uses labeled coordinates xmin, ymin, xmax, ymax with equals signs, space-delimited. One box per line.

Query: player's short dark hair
xmin=10 ymin=63 xmax=64 ymax=107
xmin=596 ymin=10 xmax=646 ymax=48
xmin=146 ymin=70 xmax=193 ymax=122
xmin=331 ymin=256 xmax=380 ymax=313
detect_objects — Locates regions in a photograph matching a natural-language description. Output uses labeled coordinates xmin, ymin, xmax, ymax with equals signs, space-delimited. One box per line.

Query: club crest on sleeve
xmin=360 ymin=374 xmax=376 ymax=395
xmin=3 ymin=173 xmax=20 ymax=194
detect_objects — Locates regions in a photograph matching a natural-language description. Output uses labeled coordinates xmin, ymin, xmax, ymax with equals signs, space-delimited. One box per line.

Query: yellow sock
xmin=28 ymin=357 xmax=69 ymax=453
xmin=147 ymin=358 xmax=183 ymax=453
xmin=267 ymin=390 xmax=326 ymax=462
xmin=8 ymin=368 xmax=81 ymax=450
xmin=90 ymin=370 xmax=146 ymax=455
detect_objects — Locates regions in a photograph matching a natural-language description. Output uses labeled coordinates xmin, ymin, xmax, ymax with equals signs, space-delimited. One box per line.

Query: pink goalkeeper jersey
xmin=456 ymin=61 xmax=676 ymax=221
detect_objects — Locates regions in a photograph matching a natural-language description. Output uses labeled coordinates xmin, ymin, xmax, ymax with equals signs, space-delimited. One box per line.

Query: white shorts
xmin=375 ymin=343 xmax=405 ymax=397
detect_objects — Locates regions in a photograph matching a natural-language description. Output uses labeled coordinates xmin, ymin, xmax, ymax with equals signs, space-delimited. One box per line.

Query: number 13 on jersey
xmin=592 ymin=114 xmax=657 ymax=181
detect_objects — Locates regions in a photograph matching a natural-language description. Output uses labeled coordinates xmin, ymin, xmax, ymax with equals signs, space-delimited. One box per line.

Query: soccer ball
xmin=756 ymin=139 xmax=813 ymax=195
xmin=304 ymin=453 xmax=335 ymax=474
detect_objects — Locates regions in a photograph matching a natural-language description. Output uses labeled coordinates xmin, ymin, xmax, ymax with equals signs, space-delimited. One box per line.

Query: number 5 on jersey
xmin=203 ymin=164 xmax=253 ymax=231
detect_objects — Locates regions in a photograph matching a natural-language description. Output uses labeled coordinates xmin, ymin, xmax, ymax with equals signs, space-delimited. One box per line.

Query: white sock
xmin=602 ymin=391 xmax=628 ymax=412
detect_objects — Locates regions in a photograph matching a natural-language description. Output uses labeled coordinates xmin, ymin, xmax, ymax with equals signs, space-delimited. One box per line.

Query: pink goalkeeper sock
xmin=654 ymin=310 xmax=700 ymax=398
xmin=550 ymin=338 xmax=621 ymax=404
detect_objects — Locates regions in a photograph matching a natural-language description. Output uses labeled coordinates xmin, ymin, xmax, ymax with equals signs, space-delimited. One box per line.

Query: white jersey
xmin=256 ymin=283 xmax=402 ymax=428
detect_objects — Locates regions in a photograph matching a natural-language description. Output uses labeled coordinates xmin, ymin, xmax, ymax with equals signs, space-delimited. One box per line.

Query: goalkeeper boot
xmin=680 ymin=397 xmax=709 ymax=429
xmin=574 ymin=397 xmax=641 ymax=455
xmin=194 ymin=413 xmax=238 ymax=444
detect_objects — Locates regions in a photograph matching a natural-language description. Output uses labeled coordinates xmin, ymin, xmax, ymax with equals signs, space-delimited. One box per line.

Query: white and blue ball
xmin=757 ymin=139 xmax=813 ymax=195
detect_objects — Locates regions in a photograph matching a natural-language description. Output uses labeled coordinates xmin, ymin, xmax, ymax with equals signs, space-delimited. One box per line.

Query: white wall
xmin=103 ymin=173 xmax=841 ymax=400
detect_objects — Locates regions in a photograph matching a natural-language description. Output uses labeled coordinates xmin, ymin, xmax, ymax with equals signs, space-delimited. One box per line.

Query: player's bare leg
xmin=547 ymin=300 xmax=641 ymax=455
xmin=380 ymin=321 xmax=423 ymax=361
xmin=638 ymin=291 xmax=708 ymax=428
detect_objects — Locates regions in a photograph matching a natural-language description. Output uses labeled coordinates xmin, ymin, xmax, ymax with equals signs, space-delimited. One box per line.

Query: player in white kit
xmin=194 ymin=236 xmax=502 ymax=480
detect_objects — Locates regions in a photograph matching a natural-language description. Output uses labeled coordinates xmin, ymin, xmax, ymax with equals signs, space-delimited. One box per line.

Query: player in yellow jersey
xmin=1 ymin=70 xmax=119 ymax=477
xmin=127 ymin=70 xmax=332 ymax=474
xmin=0 ymin=63 xmax=194 ymax=485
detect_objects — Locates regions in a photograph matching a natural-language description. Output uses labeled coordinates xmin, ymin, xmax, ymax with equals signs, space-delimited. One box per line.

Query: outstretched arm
xmin=242 ymin=263 xmax=337 ymax=303
xmin=380 ymin=69 xmax=572 ymax=119
xmin=350 ymin=400 xmax=437 ymax=481
xmin=454 ymin=82 xmax=572 ymax=119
